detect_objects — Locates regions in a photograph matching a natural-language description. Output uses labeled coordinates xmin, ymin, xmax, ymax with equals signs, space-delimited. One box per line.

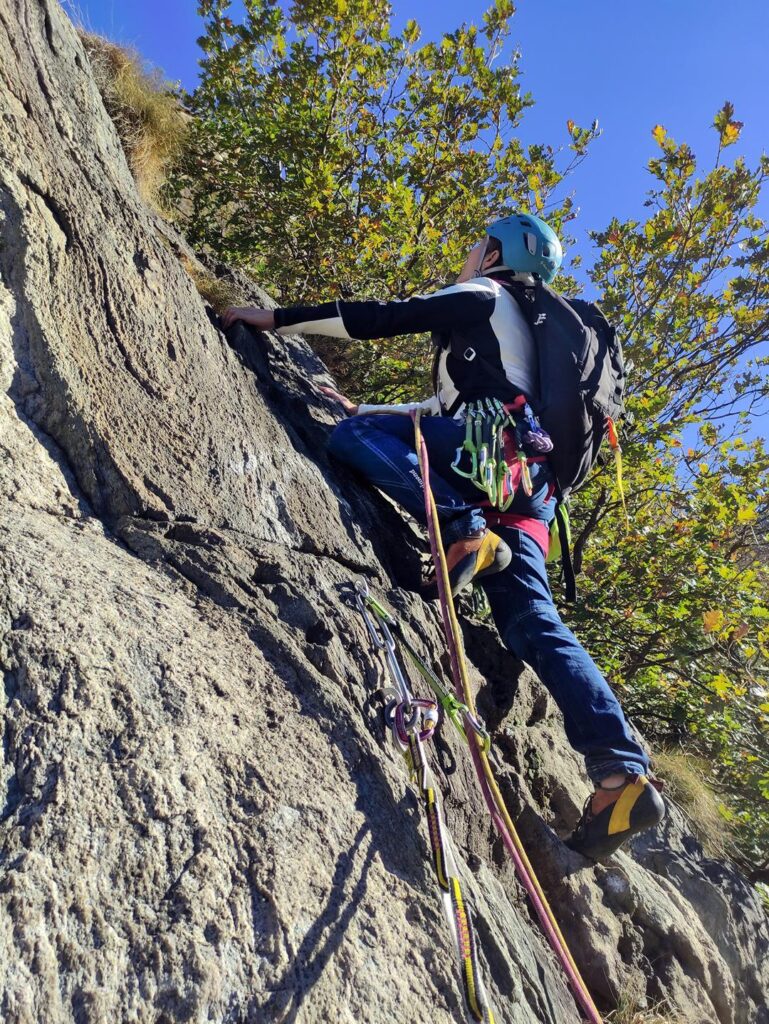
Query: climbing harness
xmin=452 ymin=398 xmax=552 ymax=511
xmin=353 ymin=579 xmax=495 ymax=1023
xmin=413 ymin=409 xmax=604 ymax=1024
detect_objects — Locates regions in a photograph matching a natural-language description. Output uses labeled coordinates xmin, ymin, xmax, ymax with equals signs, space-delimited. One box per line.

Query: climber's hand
xmin=220 ymin=306 xmax=275 ymax=331
xmin=318 ymin=385 xmax=359 ymax=417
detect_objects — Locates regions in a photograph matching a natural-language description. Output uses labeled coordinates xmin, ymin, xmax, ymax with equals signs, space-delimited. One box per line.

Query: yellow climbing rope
xmin=413 ymin=409 xmax=604 ymax=1024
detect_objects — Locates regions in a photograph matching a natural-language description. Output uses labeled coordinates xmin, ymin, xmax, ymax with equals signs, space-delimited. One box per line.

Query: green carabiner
xmin=451 ymin=410 xmax=477 ymax=481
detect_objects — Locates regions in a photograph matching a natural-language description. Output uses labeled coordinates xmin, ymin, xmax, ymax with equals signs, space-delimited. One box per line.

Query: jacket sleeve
xmin=356 ymin=395 xmax=441 ymax=416
xmin=273 ymin=281 xmax=498 ymax=340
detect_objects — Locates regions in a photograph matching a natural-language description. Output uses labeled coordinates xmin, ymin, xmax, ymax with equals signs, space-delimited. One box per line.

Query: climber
xmin=220 ymin=214 xmax=665 ymax=861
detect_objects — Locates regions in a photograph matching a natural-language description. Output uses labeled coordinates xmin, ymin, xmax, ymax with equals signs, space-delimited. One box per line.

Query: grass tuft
xmin=653 ymin=748 xmax=736 ymax=860
xmin=78 ymin=30 xmax=188 ymax=213
xmin=607 ymin=990 xmax=694 ymax=1023
xmin=180 ymin=258 xmax=241 ymax=313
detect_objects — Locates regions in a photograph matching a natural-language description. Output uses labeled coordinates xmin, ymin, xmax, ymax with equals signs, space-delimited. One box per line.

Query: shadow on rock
xmin=261 ymin=821 xmax=376 ymax=1023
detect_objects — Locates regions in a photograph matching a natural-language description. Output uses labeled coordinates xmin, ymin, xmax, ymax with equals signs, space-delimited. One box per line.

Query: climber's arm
xmin=219 ymin=307 xmax=275 ymax=331
xmin=318 ymin=386 xmax=440 ymax=418
xmin=271 ymin=281 xmax=496 ymax=340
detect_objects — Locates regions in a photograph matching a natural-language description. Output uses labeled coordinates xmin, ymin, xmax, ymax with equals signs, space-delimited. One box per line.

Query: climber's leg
xmin=481 ymin=527 xmax=665 ymax=858
xmin=328 ymin=414 xmax=484 ymax=544
xmin=481 ymin=527 xmax=650 ymax=782
xmin=329 ymin=414 xmax=516 ymax=592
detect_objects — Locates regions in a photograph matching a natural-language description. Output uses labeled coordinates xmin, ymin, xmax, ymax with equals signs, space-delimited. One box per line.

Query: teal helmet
xmin=485 ymin=213 xmax=563 ymax=283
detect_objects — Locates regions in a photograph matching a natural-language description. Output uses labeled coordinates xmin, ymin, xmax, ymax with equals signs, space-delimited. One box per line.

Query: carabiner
xmin=518 ymin=452 xmax=533 ymax=496
xmin=451 ymin=409 xmax=478 ymax=480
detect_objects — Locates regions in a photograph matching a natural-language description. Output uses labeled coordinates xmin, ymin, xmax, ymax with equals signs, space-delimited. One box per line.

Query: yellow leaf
xmin=737 ymin=505 xmax=757 ymax=523
xmin=721 ymin=120 xmax=743 ymax=146
xmin=566 ymin=119 xmax=576 ymax=135
xmin=711 ymin=673 xmax=731 ymax=695
xmin=652 ymin=124 xmax=667 ymax=146
xmin=703 ymin=609 xmax=724 ymax=633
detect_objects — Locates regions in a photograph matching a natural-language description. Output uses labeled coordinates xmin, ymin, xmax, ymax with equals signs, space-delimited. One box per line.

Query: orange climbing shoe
xmin=422 ymin=528 xmax=511 ymax=600
xmin=566 ymin=774 xmax=665 ymax=861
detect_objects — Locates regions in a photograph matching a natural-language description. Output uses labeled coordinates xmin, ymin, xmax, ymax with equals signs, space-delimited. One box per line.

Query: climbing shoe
xmin=422 ymin=529 xmax=512 ymax=600
xmin=565 ymin=774 xmax=665 ymax=862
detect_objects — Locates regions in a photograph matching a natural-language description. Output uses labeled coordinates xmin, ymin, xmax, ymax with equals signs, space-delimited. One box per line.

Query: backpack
xmin=434 ymin=276 xmax=625 ymax=598
xmin=506 ymin=279 xmax=625 ymax=498
xmin=506 ymin=279 xmax=625 ymax=599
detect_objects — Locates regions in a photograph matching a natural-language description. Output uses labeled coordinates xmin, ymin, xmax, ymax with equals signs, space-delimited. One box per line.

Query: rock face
xmin=0 ymin=3 xmax=767 ymax=1023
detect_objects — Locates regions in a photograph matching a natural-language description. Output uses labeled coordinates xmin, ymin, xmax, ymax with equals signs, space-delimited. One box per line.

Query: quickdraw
xmin=451 ymin=398 xmax=552 ymax=510
xmin=452 ymin=398 xmax=513 ymax=510
xmin=353 ymin=579 xmax=495 ymax=1024
xmin=359 ymin=588 xmax=489 ymax=750
xmin=413 ymin=409 xmax=604 ymax=1024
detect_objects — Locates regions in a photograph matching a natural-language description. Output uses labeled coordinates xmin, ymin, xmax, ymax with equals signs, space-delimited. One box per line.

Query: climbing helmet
xmin=485 ymin=213 xmax=563 ymax=283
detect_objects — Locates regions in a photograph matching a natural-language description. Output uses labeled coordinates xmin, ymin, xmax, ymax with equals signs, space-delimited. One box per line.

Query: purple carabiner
xmin=393 ymin=698 xmax=439 ymax=745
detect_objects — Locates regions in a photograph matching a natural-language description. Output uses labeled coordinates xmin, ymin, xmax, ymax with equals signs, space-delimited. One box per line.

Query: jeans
xmin=482 ymin=527 xmax=650 ymax=781
xmin=329 ymin=413 xmax=554 ymax=542
xmin=329 ymin=413 xmax=650 ymax=782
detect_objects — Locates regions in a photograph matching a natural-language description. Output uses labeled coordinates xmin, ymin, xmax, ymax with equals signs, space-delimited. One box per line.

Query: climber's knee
xmin=327 ymin=416 xmax=361 ymax=464
xmin=498 ymin=600 xmax=564 ymax=667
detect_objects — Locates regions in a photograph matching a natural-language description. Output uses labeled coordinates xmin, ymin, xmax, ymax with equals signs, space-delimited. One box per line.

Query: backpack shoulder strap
xmin=554 ymin=497 xmax=577 ymax=603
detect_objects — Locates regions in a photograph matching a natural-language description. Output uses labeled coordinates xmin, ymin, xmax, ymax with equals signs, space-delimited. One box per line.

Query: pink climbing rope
xmin=412 ymin=410 xmax=603 ymax=1024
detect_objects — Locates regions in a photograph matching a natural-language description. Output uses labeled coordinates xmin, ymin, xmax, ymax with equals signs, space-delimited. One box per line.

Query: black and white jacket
xmin=273 ymin=274 xmax=536 ymax=417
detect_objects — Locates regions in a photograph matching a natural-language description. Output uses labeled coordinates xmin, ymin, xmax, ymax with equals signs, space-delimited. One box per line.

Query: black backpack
xmin=506 ymin=279 xmax=626 ymax=599
xmin=506 ymin=279 xmax=625 ymax=497
xmin=433 ymin=276 xmax=625 ymax=598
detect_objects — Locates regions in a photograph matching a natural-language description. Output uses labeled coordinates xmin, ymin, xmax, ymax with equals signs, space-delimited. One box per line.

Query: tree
xmin=572 ymin=109 xmax=769 ymax=871
xmin=171 ymin=0 xmax=596 ymax=397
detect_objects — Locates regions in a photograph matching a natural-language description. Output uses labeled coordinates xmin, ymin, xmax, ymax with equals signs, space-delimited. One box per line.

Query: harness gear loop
xmin=412 ymin=409 xmax=604 ymax=1024
xmin=451 ymin=398 xmax=550 ymax=511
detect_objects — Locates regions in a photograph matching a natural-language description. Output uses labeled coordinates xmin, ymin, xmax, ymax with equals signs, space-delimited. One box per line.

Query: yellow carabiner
xmin=518 ymin=452 xmax=533 ymax=496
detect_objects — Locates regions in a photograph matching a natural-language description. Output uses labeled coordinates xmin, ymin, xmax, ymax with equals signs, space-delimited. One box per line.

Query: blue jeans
xmin=329 ymin=413 xmax=650 ymax=782
xmin=329 ymin=413 xmax=554 ymax=542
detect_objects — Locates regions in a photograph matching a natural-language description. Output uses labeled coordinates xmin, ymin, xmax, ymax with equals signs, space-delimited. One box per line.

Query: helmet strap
xmin=471 ymin=236 xmax=491 ymax=277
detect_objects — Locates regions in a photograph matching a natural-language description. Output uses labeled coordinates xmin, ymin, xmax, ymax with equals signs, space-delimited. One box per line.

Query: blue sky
xmin=69 ymin=0 xmax=768 ymax=282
